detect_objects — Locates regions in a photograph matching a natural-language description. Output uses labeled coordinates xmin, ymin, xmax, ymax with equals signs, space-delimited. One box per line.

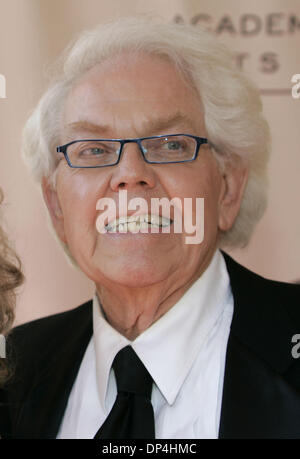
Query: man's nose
xmin=109 ymin=142 xmax=157 ymax=191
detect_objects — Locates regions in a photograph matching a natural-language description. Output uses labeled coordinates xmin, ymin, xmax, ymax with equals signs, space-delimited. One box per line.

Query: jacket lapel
xmin=13 ymin=301 xmax=93 ymax=439
xmin=219 ymin=252 xmax=300 ymax=438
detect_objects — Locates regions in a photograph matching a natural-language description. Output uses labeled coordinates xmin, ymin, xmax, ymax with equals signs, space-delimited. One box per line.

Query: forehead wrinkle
xmin=139 ymin=111 xmax=198 ymax=136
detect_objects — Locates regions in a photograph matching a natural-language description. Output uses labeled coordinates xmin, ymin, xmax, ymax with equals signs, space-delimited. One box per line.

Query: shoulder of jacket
xmin=6 ymin=300 xmax=93 ymax=363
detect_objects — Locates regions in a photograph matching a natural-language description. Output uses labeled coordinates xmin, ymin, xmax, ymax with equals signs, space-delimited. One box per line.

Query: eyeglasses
xmin=56 ymin=134 xmax=208 ymax=168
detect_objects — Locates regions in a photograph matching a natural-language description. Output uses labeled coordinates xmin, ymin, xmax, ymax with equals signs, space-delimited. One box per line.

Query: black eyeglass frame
xmin=56 ymin=134 xmax=209 ymax=168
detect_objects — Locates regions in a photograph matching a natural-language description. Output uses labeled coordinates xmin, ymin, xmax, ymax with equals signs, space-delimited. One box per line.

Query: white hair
xmin=22 ymin=16 xmax=270 ymax=249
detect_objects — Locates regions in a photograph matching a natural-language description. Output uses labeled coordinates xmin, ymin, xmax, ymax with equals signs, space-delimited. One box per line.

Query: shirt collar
xmin=93 ymin=297 xmax=130 ymax=412
xmin=93 ymin=249 xmax=230 ymax=409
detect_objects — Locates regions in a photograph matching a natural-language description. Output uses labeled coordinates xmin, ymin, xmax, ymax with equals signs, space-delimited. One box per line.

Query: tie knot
xmin=113 ymin=346 xmax=153 ymax=399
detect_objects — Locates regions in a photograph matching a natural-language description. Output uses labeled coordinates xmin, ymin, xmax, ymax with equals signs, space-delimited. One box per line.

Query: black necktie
xmin=94 ymin=345 xmax=155 ymax=439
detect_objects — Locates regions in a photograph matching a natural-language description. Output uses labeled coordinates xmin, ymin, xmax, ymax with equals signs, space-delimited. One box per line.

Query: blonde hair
xmin=0 ymin=190 xmax=24 ymax=387
xmin=22 ymin=16 xmax=270 ymax=249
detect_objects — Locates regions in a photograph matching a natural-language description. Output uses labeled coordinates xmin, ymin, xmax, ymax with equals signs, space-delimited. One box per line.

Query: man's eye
xmin=79 ymin=147 xmax=104 ymax=156
xmin=165 ymin=141 xmax=184 ymax=150
xmin=77 ymin=142 xmax=118 ymax=156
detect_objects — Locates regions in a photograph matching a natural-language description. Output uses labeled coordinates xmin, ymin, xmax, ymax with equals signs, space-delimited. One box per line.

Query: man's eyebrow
xmin=65 ymin=121 xmax=111 ymax=136
xmin=65 ymin=112 xmax=195 ymax=138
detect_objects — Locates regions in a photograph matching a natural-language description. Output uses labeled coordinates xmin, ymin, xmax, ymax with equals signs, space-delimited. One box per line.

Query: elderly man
xmin=1 ymin=17 xmax=300 ymax=439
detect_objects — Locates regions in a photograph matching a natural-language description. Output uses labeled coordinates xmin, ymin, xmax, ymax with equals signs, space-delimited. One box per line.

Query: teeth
xmin=105 ymin=214 xmax=172 ymax=233
xmin=118 ymin=216 xmax=128 ymax=224
xmin=151 ymin=215 xmax=159 ymax=225
xmin=128 ymin=221 xmax=138 ymax=232
xmin=140 ymin=221 xmax=149 ymax=230
xmin=118 ymin=223 xmax=126 ymax=232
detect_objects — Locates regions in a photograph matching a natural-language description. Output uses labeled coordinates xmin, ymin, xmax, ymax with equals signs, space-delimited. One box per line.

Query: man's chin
xmin=96 ymin=266 xmax=168 ymax=289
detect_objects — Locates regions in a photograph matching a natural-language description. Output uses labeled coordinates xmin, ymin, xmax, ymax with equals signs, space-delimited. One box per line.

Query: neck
xmin=96 ymin=249 xmax=216 ymax=340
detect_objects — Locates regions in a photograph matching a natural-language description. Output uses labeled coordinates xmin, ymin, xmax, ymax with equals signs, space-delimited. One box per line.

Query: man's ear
xmin=218 ymin=159 xmax=249 ymax=232
xmin=41 ymin=177 xmax=67 ymax=243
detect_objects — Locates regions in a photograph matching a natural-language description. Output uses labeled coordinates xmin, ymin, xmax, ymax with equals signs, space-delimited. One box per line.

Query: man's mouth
xmin=105 ymin=214 xmax=173 ymax=233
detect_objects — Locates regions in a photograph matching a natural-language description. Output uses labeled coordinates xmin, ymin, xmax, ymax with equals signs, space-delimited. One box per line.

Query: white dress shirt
xmin=57 ymin=250 xmax=234 ymax=439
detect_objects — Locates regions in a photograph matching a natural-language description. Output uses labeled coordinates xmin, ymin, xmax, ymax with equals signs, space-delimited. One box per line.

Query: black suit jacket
xmin=1 ymin=252 xmax=300 ymax=439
